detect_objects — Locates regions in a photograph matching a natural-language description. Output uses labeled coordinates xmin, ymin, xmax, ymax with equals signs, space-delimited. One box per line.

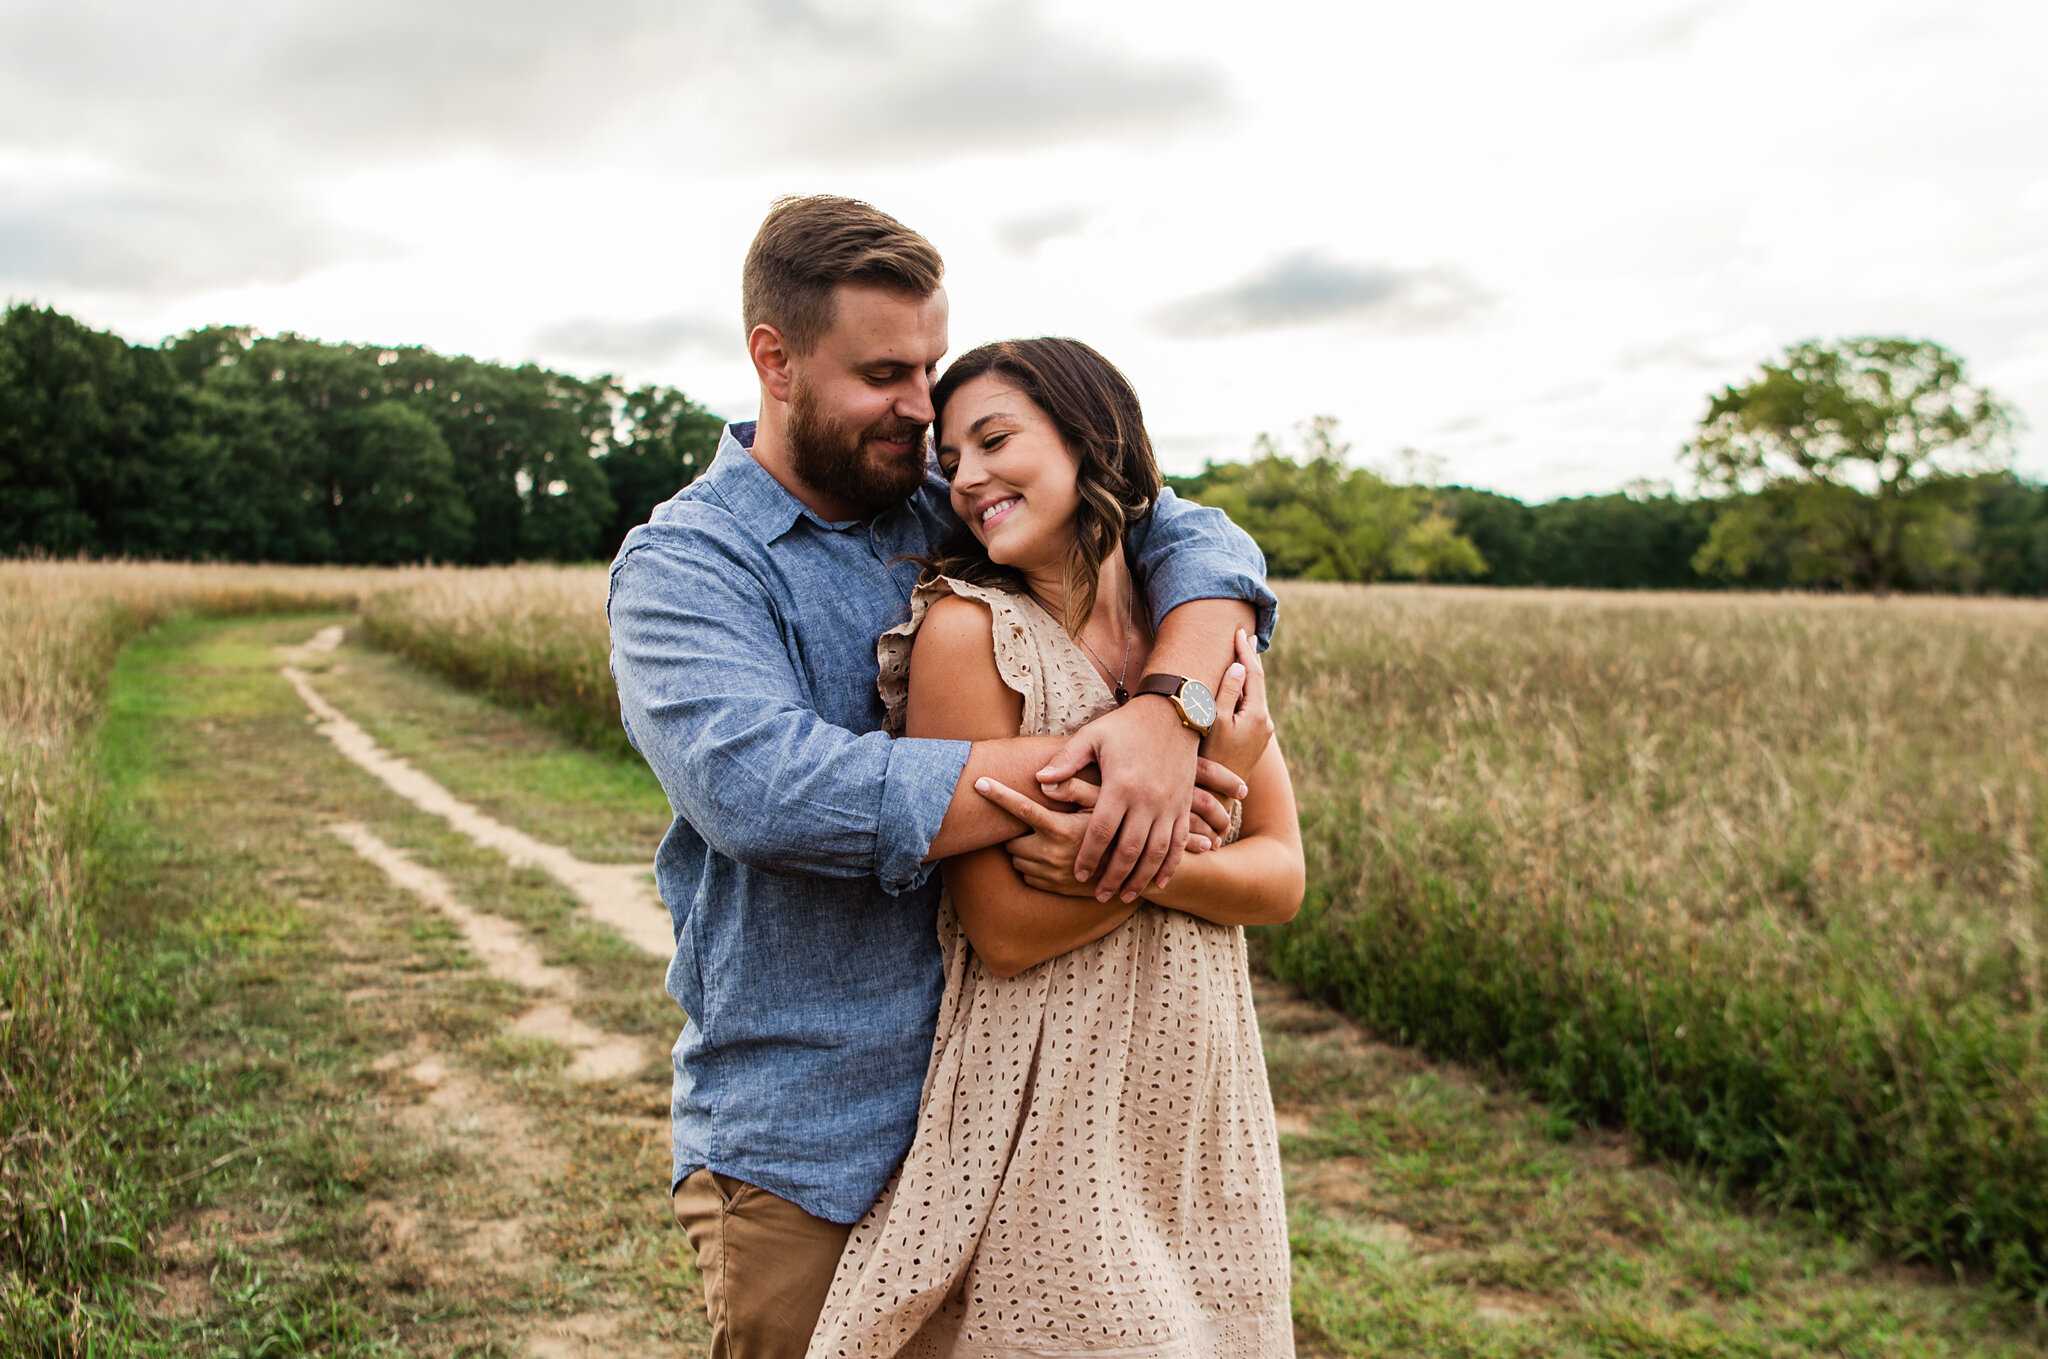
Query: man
xmin=608 ymin=196 xmax=1274 ymax=1359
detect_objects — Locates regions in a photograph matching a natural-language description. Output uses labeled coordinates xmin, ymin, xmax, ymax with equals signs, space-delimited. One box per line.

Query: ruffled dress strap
xmin=877 ymin=574 xmax=1072 ymax=738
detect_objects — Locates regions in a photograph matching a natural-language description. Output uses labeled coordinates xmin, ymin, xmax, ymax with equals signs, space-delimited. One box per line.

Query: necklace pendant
xmin=1114 ymin=685 xmax=1129 ymax=705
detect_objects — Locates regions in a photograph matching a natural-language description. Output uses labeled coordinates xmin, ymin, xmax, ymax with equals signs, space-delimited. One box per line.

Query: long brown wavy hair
xmin=923 ymin=338 xmax=1163 ymax=636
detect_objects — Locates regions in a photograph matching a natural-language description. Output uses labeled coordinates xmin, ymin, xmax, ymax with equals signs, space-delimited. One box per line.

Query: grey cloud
xmin=0 ymin=177 xmax=373 ymax=294
xmin=774 ymin=5 xmax=1230 ymax=161
xmin=0 ymin=0 xmax=1230 ymax=306
xmin=994 ymin=206 xmax=1092 ymax=258
xmin=0 ymin=1 xmax=1228 ymax=174
xmin=1580 ymin=0 xmax=1741 ymax=59
xmin=531 ymin=311 xmax=737 ymax=365
xmin=1151 ymin=250 xmax=1490 ymax=339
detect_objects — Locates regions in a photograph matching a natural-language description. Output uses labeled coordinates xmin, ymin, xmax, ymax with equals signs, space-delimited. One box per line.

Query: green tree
xmin=386 ymin=352 xmax=616 ymax=563
xmin=1973 ymin=473 xmax=2048 ymax=596
xmin=1178 ymin=417 xmax=1485 ymax=582
xmin=1688 ymin=337 xmax=2015 ymax=593
xmin=0 ymin=304 xmax=191 ymax=555
xmin=596 ymin=383 xmax=725 ymax=556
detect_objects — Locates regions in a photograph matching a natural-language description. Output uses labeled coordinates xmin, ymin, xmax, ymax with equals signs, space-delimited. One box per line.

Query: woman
xmin=807 ymin=339 xmax=1304 ymax=1359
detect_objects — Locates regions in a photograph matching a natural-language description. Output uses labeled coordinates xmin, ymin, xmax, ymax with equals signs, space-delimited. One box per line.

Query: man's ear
xmin=749 ymin=323 xmax=796 ymax=405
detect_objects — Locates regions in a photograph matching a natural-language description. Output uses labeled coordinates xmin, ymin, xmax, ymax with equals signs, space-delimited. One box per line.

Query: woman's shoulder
xmin=915 ymin=588 xmax=998 ymax=651
xmin=878 ymin=574 xmax=1044 ymax=737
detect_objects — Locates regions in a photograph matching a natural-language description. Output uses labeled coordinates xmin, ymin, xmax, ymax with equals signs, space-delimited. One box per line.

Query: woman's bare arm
xmin=907 ymin=594 xmax=1140 ymax=978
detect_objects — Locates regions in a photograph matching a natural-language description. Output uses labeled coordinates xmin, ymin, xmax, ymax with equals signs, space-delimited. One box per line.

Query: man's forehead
xmin=822 ymin=282 xmax=949 ymax=360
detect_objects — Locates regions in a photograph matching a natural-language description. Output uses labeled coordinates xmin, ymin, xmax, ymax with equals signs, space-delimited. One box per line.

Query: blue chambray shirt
xmin=607 ymin=421 xmax=1276 ymax=1224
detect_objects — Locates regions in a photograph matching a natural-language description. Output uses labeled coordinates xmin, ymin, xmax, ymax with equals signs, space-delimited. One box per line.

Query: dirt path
xmin=124 ymin=617 xmax=2041 ymax=1359
xmin=279 ymin=625 xmax=674 ymax=959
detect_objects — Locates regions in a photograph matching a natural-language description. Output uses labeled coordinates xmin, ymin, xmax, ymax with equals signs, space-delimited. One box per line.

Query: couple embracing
xmin=609 ymin=196 xmax=1305 ymax=1359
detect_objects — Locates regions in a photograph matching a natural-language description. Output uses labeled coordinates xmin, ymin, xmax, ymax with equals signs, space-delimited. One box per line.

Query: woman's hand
xmin=1199 ymin=629 xmax=1273 ymax=785
xmin=975 ymin=777 xmax=1213 ymax=898
xmin=1036 ymin=759 xmax=1244 ymax=850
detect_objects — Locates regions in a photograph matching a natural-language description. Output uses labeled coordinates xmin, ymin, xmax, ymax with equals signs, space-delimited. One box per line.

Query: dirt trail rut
xmin=278 ymin=625 xmax=675 ymax=959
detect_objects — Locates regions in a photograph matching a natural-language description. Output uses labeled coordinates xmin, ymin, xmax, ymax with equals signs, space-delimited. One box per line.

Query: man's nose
xmin=897 ymin=372 xmax=935 ymax=425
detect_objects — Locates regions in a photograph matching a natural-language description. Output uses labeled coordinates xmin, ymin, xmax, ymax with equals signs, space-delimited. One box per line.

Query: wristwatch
xmin=1132 ymin=674 xmax=1217 ymax=737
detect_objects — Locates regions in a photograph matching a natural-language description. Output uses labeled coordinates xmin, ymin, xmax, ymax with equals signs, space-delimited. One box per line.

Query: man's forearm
xmin=1145 ymin=598 xmax=1257 ymax=696
xmin=925 ymin=736 xmax=1067 ymax=861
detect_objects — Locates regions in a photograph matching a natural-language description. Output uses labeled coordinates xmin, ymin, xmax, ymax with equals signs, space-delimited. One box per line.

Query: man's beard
xmin=787 ymin=375 xmax=929 ymax=518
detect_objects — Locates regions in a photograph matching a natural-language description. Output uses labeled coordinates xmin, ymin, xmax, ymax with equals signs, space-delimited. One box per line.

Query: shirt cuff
xmin=1143 ymin=560 xmax=1279 ymax=653
xmin=874 ymin=735 xmax=972 ymax=895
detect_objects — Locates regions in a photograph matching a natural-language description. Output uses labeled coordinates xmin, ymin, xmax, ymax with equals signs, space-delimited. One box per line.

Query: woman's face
xmin=936 ymin=373 xmax=1083 ymax=575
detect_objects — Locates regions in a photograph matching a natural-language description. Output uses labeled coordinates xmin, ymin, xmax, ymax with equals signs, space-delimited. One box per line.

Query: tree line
xmin=0 ymin=304 xmax=724 ymax=564
xmin=1171 ymin=338 xmax=2045 ymax=595
xmin=5 ymin=307 xmax=2043 ymax=593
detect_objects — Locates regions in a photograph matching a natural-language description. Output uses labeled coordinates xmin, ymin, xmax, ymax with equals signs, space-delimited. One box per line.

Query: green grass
xmin=13 ymin=591 xmax=2048 ymax=1354
xmin=358 ymin=570 xmax=2048 ymax=1296
xmin=1258 ymin=585 xmax=2048 ymax=1300
xmin=1260 ymin=987 xmax=2044 ymax=1356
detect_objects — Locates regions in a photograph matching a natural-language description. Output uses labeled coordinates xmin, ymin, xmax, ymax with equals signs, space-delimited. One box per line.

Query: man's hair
xmin=923 ymin=337 xmax=1162 ymax=636
xmin=743 ymin=196 xmax=944 ymax=355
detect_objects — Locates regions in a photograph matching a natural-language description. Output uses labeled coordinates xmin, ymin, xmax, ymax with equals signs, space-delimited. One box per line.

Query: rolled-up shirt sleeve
xmin=609 ymin=539 xmax=969 ymax=894
xmin=1127 ymin=486 xmax=1278 ymax=651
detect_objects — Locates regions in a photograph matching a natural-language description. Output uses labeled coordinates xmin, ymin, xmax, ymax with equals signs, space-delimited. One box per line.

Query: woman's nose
xmin=951 ymin=451 xmax=988 ymax=491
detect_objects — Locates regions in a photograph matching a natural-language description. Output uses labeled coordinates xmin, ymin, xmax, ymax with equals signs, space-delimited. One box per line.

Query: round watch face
xmin=1179 ymin=679 xmax=1216 ymax=729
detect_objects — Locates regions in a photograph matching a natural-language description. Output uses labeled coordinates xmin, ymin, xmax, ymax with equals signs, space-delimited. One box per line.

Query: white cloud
xmin=3 ymin=0 xmax=2043 ymax=498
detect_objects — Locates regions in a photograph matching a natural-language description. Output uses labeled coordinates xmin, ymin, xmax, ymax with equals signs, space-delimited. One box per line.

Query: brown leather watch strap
xmin=1132 ymin=674 xmax=1188 ymax=699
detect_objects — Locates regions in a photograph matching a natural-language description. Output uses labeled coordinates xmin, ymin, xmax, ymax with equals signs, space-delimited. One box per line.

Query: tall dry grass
xmin=1263 ymin=584 xmax=2048 ymax=1292
xmin=10 ymin=561 xmax=2047 ymax=1302
xmin=0 ymin=562 xmax=391 ymax=1347
xmin=359 ymin=565 xmax=619 ymax=751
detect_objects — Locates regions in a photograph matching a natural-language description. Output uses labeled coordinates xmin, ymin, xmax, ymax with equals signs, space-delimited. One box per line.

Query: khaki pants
xmin=672 ymin=1169 xmax=852 ymax=1359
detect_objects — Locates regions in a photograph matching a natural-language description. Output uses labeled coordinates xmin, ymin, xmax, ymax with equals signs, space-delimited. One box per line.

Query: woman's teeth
xmin=981 ymin=498 xmax=1019 ymax=525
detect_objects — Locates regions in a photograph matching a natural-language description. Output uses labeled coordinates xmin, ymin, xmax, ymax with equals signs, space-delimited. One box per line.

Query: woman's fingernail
xmin=1227 ymin=663 xmax=1245 ymax=681
xmin=1238 ymin=783 xmax=1248 ymax=797
xmin=974 ymin=778 xmax=990 ymax=793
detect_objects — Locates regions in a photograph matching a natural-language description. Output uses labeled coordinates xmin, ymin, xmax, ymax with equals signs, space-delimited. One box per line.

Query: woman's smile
xmin=977 ymin=495 xmax=1022 ymax=530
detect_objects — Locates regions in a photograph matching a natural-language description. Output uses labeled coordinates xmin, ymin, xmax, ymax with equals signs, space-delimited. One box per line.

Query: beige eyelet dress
xmin=806 ymin=575 xmax=1293 ymax=1359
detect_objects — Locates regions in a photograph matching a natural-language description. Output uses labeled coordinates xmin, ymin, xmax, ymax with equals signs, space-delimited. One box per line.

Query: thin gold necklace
xmin=1031 ymin=579 xmax=1134 ymax=704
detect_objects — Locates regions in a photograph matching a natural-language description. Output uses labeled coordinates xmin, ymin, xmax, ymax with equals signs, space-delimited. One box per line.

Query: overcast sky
xmin=4 ymin=0 xmax=2044 ymax=499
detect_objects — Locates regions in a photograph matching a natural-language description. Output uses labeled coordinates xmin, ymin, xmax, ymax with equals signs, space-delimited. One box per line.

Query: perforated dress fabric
xmin=806 ymin=575 xmax=1293 ymax=1359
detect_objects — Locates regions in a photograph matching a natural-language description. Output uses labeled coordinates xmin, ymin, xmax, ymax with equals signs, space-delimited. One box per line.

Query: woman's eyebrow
xmin=966 ymin=412 xmax=1015 ymax=437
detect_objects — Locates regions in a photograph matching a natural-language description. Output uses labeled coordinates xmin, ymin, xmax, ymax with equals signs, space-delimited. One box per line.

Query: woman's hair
xmin=924 ymin=337 xmax=1163 ymax=635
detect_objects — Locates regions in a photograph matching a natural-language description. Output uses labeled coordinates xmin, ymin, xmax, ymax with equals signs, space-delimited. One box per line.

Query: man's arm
xmin=609 ymin=537 xmax=1090 ymax=888
xmin=1032 ymin=489 xmax=1277 ymax=901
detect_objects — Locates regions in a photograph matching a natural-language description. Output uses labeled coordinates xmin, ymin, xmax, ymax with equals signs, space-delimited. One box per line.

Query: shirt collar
xmin=706 ymin=420 xmax=916 ymax=546
xmin=703 ymin=421 xmax=814 ymax=545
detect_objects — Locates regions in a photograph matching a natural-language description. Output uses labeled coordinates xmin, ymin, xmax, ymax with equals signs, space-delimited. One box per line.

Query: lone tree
xmin=1688 ymin=337 xmax=2015 ymax=593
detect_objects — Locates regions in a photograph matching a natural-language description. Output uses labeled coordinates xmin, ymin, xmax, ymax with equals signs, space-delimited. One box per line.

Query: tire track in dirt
xmin=276 ymin=625 xmax=675 ymax=960
xmin=333 ymin=821 xmax=649 ymax=1081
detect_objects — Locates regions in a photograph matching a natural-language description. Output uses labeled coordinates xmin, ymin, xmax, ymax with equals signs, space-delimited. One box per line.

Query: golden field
xmin=5 ymin=561 xmax=2047 ymax=1311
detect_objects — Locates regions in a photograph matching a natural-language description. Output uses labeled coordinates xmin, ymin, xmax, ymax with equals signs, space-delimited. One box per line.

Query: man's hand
xmin=974 ymin=778 xmax=1212 ymax=898
xmin=1039 ymin=758 xmax=1246 ymax=849
xmin=1034 ymin=698 xmax=1202 ymax=902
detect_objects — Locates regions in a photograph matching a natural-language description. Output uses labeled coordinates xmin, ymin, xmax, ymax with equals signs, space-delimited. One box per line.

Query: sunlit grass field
xmin=1260 ymin=585 xmax=2048 ymax=1294
xmin=6 ymin=560 xmax=2047 ymax=1346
